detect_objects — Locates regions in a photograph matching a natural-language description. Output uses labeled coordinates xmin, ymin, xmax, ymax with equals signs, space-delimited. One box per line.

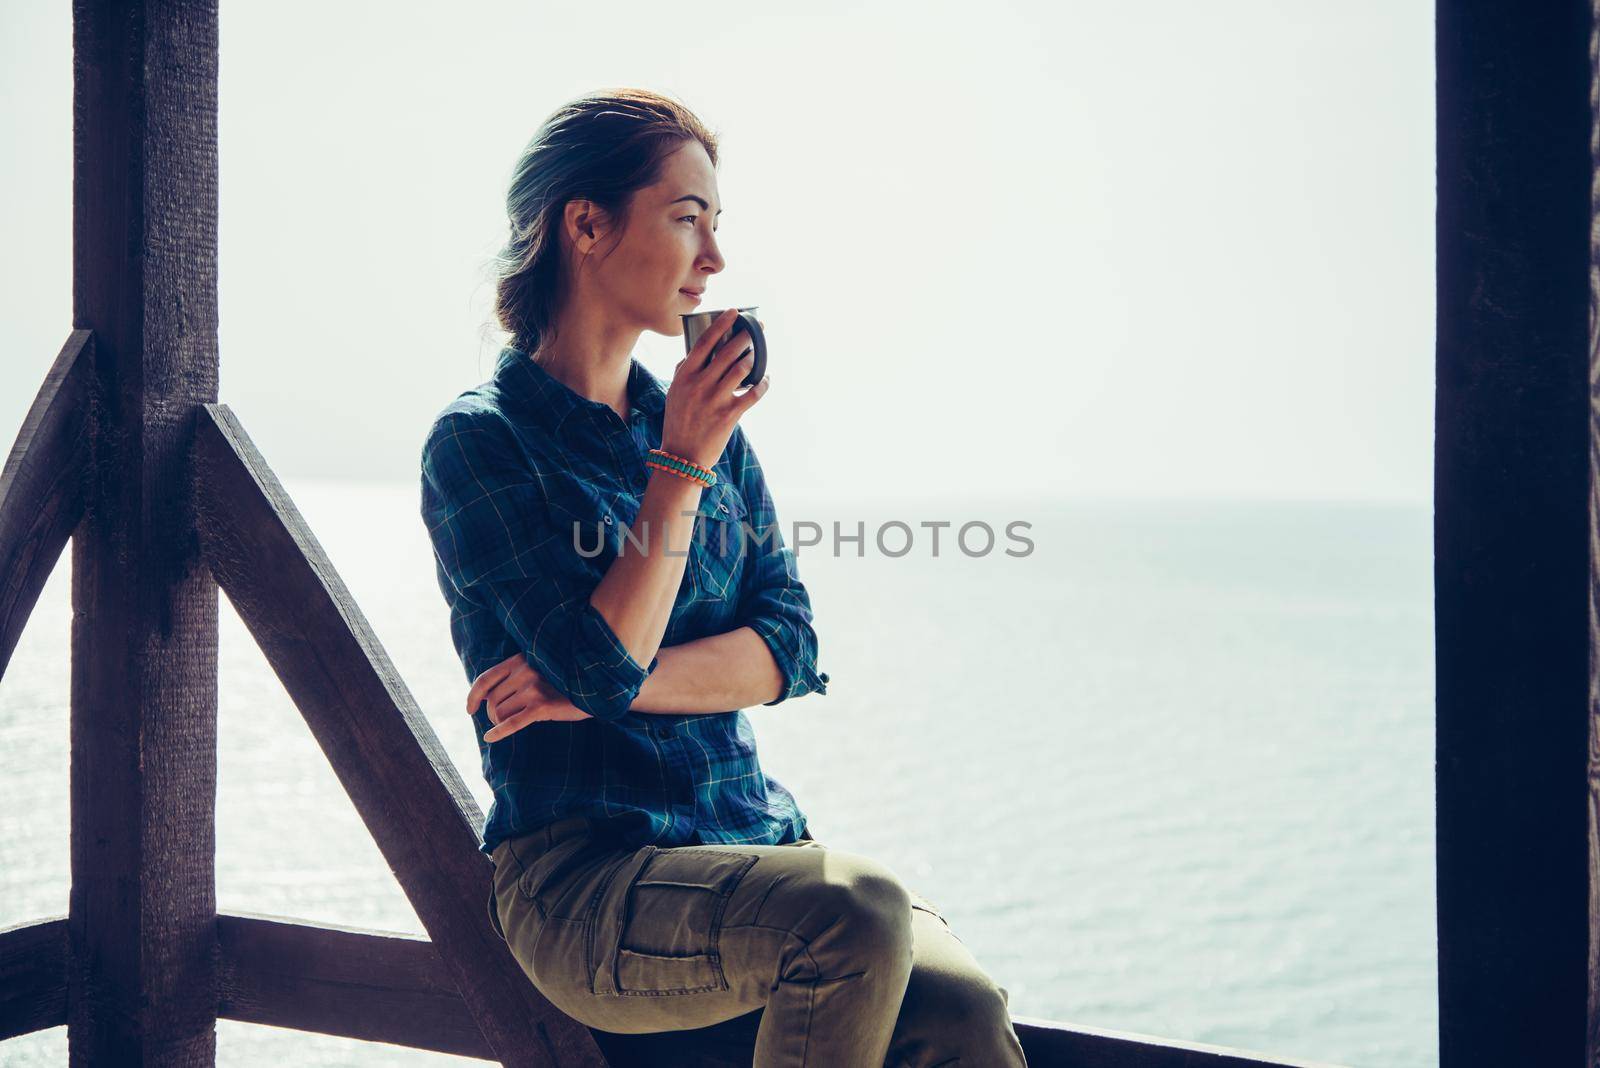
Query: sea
xmin=0 ymin=481 xmax=1435 ymax=1067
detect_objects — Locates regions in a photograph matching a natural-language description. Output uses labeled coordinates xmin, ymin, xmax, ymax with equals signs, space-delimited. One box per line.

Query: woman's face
xmin=573 ymin=139 xmax=726 ymax=338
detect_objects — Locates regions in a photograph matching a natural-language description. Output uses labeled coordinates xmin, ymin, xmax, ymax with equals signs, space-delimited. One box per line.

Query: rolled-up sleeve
xmin=728 ymin=427 xmax=830 ymax=706
xmin=420 ymin=411 xmax=656 ymax=722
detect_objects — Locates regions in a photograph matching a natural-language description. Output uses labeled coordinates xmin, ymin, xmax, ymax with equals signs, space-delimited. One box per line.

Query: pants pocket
xmin=517 ymin=834 xmax=610 ymax=920
xmin=602 ymin=846 xmax=760 ymax=997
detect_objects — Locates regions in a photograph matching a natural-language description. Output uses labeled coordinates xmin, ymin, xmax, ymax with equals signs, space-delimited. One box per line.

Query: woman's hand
xmin=467 ymin=652 xmax=593 ymax=742
xmin=662 ymin=307 xmax=771 ymax=470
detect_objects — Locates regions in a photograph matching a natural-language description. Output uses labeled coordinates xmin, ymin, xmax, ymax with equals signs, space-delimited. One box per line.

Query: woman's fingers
xmin=716 ymin=344 xmax=755 ymax=386
xmin=715 ymin=316 xmax=764 ymax=391
xmin=486 ymin=668 xmax=531 ymax=714
xmin=700 ymin=315 xmax=752 ymax=384
xmin=686 ymin=308 xmax=742 ymax=370
xmin=466 ymin=657 xmax=516 ymax=713
xmin=734 ymin=373 xmax=771 ymax=411
xmin=494 ymin=687 xmax=545 ymax=722
xmin=484 ymin=705 xmax=542 ymax=743
xmin=494 ymin=662 xmax=563 ymax=719
xmin=469 ymin=657 xmax=567 ymax=725
xmin=711 ymin=326 xmax=753 ymax=378
xmin=483 ymin=697 xmax=594 ymax=742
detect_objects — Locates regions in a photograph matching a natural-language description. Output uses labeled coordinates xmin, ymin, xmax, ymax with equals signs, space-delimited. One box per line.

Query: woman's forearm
xmin=630 ymin=627 xmax=784 ymax=714
xmin=588 ymin=469 xmax=705 ymax=672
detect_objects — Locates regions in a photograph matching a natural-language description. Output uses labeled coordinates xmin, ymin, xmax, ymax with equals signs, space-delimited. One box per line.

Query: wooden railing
xmin=0 ymin=330 xmax=1348 ymax=1067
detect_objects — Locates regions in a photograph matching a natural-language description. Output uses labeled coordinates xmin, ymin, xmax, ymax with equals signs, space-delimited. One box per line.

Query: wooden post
xmin=68 ymin=1 xmax=220 ymax=1063
xmin=1435 ymin=1 xmax=1593 ymax=1064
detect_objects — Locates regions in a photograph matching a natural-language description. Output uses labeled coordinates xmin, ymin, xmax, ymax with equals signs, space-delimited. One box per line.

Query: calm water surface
xmin=0 ymin=482 xmax=1434 ymax=1066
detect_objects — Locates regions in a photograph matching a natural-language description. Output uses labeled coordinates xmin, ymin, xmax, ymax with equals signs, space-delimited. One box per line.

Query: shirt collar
xmin=492 ymin=345 xmax=667 ymax=432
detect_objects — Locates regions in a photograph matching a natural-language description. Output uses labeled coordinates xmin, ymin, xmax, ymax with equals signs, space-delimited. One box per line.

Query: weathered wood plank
xmin=0 ymin=916 xmax=67 ymax=1040
xmin=70 ymin=0 xmax=221 ymax=1064
xmin=192 ymin=404 xmax=604 ymax=1067
xmin=1007 ymin=1016 xmax=1348 ymax=1068
xmin=1590 ymin=0 xmax=1600 ymax=1061
xmin=13 ymin=903 xmax=1348 ymax=1068
xmin=0 ymin=332 xmax=91 ymax=681
xmin=216 ymin=912 xmax=492 ymax=1058
xmin=210 ymin=913 xmax=772 ymax=1067
xmin=214 ymin=912 xmax=768 ymax=1066
xmin=1436 ymin=2 xmax=1593 ymax=1066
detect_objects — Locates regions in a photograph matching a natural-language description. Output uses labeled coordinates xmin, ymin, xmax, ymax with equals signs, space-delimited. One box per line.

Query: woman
xmin=419 ymin=88 xmax=1027 ymax=1066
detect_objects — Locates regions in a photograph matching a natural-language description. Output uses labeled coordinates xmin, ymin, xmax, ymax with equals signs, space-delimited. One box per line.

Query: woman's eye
xmin=679 ymin=216 xmax=697 ymax=225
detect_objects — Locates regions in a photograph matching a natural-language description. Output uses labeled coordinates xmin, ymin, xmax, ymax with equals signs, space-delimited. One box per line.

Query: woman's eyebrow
xmin=671 ymin=194 xmax=723 ymax=216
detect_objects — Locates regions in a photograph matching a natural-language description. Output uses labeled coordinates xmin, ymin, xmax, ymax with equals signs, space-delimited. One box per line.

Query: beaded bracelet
xmin=646 ymin=447 xmax=718 ymax=488
xmin=651 ymin=447 xmax=714 ymax=479
xmin=646 ymin=457 xmax=716 ymax=487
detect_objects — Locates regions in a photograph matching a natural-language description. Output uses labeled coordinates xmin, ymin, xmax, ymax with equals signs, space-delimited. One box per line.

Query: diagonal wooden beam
xmin=192 ymin=403 xmax=605 ymax=1067
xmin=0 ymin=915 xmax=67 ymax=1041
xmin=0 ymin=331 xmax=91 ymax=681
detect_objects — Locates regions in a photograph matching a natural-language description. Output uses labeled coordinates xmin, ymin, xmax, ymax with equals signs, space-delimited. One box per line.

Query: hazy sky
xmin=2 ymin=1 xmax=1432 ymax=505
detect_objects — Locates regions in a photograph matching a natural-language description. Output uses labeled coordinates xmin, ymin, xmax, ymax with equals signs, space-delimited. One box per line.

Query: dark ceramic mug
xmin=682 ymin=306 xmax=766 ymax=389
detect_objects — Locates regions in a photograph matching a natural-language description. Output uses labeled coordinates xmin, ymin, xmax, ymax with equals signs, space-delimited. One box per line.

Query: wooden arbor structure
xmin=0 ymin=0 xmax=1593 ymax=1064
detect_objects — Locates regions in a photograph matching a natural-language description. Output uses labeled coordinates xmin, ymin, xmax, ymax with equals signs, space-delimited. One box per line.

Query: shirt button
xmin=717 ymin=503 xmax=728 ymax=513
xmin=603 ymin=514 xmax=613 ymax=525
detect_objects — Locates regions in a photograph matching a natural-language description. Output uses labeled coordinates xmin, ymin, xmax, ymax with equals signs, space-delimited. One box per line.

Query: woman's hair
xmin=489 ymin=88 xmax=719 ymax=357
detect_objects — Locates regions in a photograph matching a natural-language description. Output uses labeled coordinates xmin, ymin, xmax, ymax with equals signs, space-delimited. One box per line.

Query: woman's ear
xmin=563 ymin=198 xmax=604 ymax=251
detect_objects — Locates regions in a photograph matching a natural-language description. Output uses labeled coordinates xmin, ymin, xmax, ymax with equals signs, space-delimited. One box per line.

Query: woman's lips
xmin=680 ymin=289 xmax=702 ymax=304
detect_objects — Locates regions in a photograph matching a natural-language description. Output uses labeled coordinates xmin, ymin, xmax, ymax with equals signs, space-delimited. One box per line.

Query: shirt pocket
xmin=684 ymin=481 xmax=748 ymax=606
xmin=544 ymin=486 xmax=618 ymax=570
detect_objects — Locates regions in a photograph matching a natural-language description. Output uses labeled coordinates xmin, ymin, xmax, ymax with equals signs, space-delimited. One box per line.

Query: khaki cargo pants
xmin=488 ymin=815 xmax=1028 ymax=1066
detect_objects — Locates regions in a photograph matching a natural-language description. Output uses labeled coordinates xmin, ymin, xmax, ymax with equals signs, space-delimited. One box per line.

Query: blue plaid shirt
xmin=420 ymin=346 xmax=829 ymax=856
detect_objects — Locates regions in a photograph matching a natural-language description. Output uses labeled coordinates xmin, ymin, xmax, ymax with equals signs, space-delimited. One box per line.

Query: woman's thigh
xmin=491 ymin=824 xmax=916 ymax=1036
